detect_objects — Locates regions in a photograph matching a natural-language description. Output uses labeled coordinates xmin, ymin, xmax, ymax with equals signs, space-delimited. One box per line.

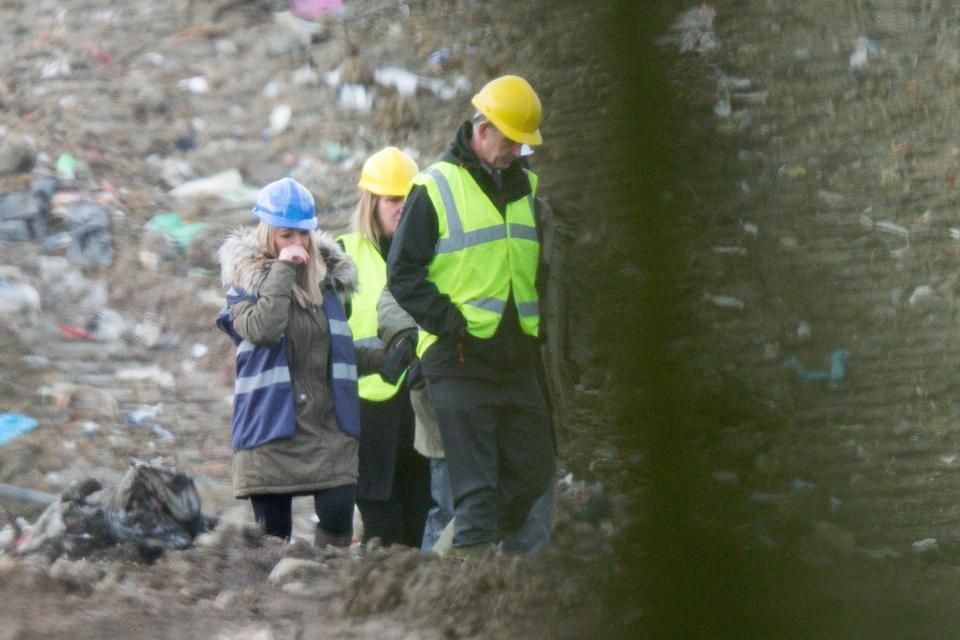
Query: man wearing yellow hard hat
xmin=386 ymin=75 xmax=555 ymax=556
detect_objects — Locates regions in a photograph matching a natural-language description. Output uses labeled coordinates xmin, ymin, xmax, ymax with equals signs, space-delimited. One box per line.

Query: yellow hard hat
xmin=357 ymin=147 xmax=419 ymax=196
xmin=471 ymin=75 xmax=542 ymax=145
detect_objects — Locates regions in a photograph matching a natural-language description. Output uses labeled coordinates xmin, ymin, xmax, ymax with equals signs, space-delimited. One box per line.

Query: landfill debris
xmin=289 ymin=0 xmax=343 ymax=20
xmin=267 ymin=104 xmax=292 ymax=137
xmin=168 ymin=169 xmax=254 ymax=203
xmin=911 ymin=538 xmax=939 ymax=554
xmin=670 ymin=3 xmax=719 ymax=55
xmin=338 ymin=84 xmax=372 ymax=112
xmin=39 ymin=383 xmax=120 ymax=420
xmin=784 ymin=350 xmax=851 ymax=383
xmin=908 ymin=285 xmax=937 ymax=308
xmin=817 ymin=189 xmax=844 ymax=207
xmin=63 ymin=200 xmax=114 ymax=268
xmin=191 ymin=343 xmax=209 ymax=358
xmin=0 ymin=413 xmax=38 ymax=446
xmin=0 ymin=190 xmax=47 ymax=241
xmin=704 ymin=293 xmax=745 ymax=310
xmin=177 ymin=75 xmax=210 ymax=94
xmin=374 ymin=67 xmax=419 ymax=97
xmin=144 ymin=212 xmax=208 ymax=251
xmin=58 ymin=323 xmax=94 ymax=340
xmin=124 ymin=403 xmax=163 ymax=426
xmin=116 ymin=365 xmax=175 ymax=388
xmin=940 ymin=455 xmax=957 ymax=466
xmin=56 ymin=153 xmax=77 ymax=181
xmin=849 ymin=36 xmax=879 ymax=77
xmin=11 ymin=462 xmax=209 ymax=561
xmin=0 ymin=274 xmax=40 ymax=322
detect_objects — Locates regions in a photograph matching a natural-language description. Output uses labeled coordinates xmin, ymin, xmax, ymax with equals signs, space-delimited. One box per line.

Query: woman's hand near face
xmin=278 ymin=245 xmax=309 ymax=265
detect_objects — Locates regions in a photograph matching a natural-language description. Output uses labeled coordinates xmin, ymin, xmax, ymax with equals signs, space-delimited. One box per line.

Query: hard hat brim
xmin=357 ymin=177 xmax=409 ymax=197
xmin=252 ymin=208 xmax=318 ymax=230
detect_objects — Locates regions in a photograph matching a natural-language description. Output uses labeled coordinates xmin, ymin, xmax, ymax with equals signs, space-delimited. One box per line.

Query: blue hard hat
xmin=251 ymin=178 xmax=318 ymax=230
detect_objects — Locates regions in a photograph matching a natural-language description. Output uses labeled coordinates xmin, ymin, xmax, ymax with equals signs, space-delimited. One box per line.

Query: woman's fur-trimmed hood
xmin=218 ymin=227 xmax=357 ymax=302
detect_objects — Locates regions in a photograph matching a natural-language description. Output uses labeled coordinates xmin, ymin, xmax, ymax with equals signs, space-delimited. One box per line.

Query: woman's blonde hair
xmin=350 ymin=190 xmax=384 ymax=246
xmin=254 ymin=220 xmax=324 ymax=308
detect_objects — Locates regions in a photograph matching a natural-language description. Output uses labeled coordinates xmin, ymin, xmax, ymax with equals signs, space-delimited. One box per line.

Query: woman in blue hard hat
xmin=217 ymin=177 xmax=385 ymax=546
xmin=338 ymin=147 xmax=432 ymax=547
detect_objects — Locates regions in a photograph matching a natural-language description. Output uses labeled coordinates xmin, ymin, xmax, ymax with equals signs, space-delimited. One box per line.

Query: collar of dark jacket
xmin=441 ymin=121 xmax=532 ymax=205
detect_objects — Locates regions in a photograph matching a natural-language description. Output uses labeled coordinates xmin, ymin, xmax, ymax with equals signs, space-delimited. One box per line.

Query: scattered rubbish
xmin=12 ymin=462 xmax=209 ymax=560
xmin=80 ymin=421 xmax=99 ymax=436
xmin=860 ymin=547 xmax=900 ymax=561
xmin=704 ymin=293 xmax=745 ymax=310
xmin=168 ymin=169 xmax=251 ymax=203
xmin=671 ymin=3 xmax=719 ymax=55
xmin=748 ymin=490 xmax=785 ymax=504
xmin=0 ymin=191 xmax=47 ymax=241
xmin=56 ymin=152 xmax=77 ymax=180
xmin=797 ymin=321 xmax=811 ymax=340
xmin=0 ymin=275 xmax=41 ymax=321
xmin=940 ymin=455 xmax=957 ymax=466
xmin=716 ymin=74 xmax=750 ymax=91
xmin=908 ymin=285 xmax=937 ymax=307
xmin=39 ymin=383 xmax=120 ymax=420
xmin=428 ymin=46 xmax=452 ymax=72
xmin=712 ymin=247 xmax=747 ymax=256
xmin=0 ymin=413 xmax=38 ymax=446
xmin=191 ymin=343 xmax=209 ymax=358
xmin=132 ymin=316 xmax=162 ymax=345
xmin=144 ymin=212 xmax=208 ymax=251
xmin=791 ymin=478 xmax=815 ymax=491
xmin=321 ymin=142 xmax=352 ymax=164
xmin=742 ymin=222 xmax=758 ymax=235
xmin=849 ymin=36 xmax=879 ymax=77
xmin=828 ymin=496 xmax=842 ymax=513
xmin=785 ymin=350 xmax=851 ymax=383
xmin=116 ymin=365 xmax=175 ymax=388
xmin=874 ymin=220 xmax=909 ymax=237
xmin=58 ymin=324 xmax=94 ymax=340
xmin=289 ymin=0 xmax=343 ymax=21
xmin=338 ymin=84 xmax=372 ymax=112
xmin=0 ymin=482 xmax=56 ymax=505
xmin=40 ymin=59 xmax=71 ymax=79
xmin=151 ymin=424 xmax=174 ymax=440
xmin=267 ymin=104 xmax=292 ymax=137
xmin=123 ymin=402 xmax=163 ymax=424
xmin=374 ymin=67 xmax=419 ymax=97
xmin=90 ymin=308 xmax=128 ymax=342
xmin=177 ymin=75 xmax=210 ymax=94
xmin=778 ymin=164 xmax=807 ymax=178
xmin=911 ymin=538 xmax=939 ymax=554
xmin=714 ymin=96 xmax=731 ymax=118
xmin=66 ymin=200 xmax=114 ymax=267
xmin=817 ymin=189 xmax=844 ymax=207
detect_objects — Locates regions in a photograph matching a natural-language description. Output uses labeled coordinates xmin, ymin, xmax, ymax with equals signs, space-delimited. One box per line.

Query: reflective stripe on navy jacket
xmin=216 ymin=282 xmax=361 ymax=451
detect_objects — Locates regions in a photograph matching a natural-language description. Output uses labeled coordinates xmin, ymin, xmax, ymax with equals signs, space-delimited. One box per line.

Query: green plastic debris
xmin=56 ymin=153 xmax=77 ymax=181
xmin=144 ymin=212 xmax=207 ymax=250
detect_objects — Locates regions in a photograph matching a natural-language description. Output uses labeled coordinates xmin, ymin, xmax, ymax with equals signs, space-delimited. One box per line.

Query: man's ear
xmin=474 ymin=120 xmax=489 ymax=139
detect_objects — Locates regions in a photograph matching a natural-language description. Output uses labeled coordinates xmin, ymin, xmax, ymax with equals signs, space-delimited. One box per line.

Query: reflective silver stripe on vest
xmin=426 ymin=168 xmax=463 ymax=251
xmin=438 ymin=225 xmax=507 ymax=253
xmin=354 ymin=336 xmax=383 ymax=349
xmin=235 ymin=365 xmax=291 ymax=395
xmin=236 ymin=340 xmax=256 ymax=355
xmin=332 ymin=362 xmax=358 ymax=381
xmin=508 ymin=223 xmax=538 ymax=242
xmin=465 ymin=297 xmax=507 ymax=314
xmin=328 ymin=319 xmax=352 ymax=337
xmin=517 ymin=301 xmax=539 ymax=317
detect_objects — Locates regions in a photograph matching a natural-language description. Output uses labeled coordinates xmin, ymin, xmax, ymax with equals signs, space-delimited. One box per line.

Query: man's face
xmin=475 ymin=121 xmax=522 ymax=170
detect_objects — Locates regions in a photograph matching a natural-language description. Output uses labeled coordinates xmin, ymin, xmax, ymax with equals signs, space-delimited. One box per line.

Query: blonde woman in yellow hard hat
xmin=338 ymin=147 xmax=432 ymax=547
xmin=386 ymin=75 xmax=555 ymax=556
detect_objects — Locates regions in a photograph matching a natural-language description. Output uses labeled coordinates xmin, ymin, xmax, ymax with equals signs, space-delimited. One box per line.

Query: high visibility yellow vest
xmin=338 ymin=232 xmax=404 ymax=401
xmin=413 ymin=162 xmax=540 ymax=358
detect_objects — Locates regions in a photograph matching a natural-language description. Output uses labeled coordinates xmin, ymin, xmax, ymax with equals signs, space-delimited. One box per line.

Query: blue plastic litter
xmin=0 ymin=413 xmax=38 ymax=446
xmin=785 ymin=350 xmax=851 ymax=383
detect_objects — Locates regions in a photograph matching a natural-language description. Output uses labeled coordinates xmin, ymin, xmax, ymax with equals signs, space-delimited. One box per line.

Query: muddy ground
xmin=5 ymin=0 xmax=960 ymax=638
